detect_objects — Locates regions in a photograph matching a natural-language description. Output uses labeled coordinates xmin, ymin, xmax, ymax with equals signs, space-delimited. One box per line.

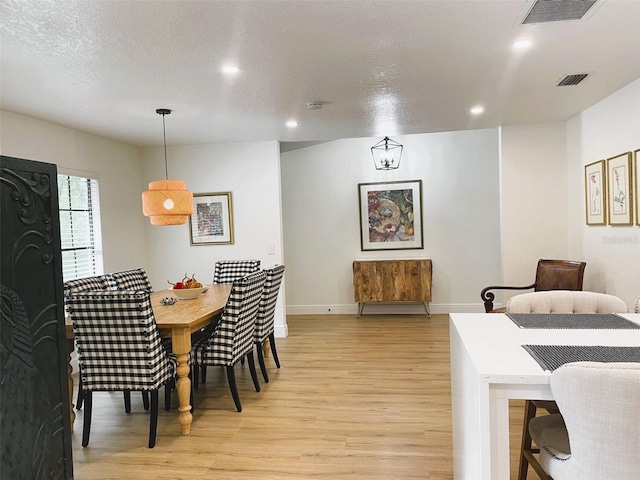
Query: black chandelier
xmin=371 ymin=136 xmax=403 ymax=170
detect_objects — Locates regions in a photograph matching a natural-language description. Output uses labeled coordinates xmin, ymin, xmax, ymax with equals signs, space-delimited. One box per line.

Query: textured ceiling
xmin=1 ymin=0 xmax=639 ymax=148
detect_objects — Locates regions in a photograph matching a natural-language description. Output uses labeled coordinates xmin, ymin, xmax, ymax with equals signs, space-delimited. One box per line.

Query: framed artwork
xmin=189 ymin=192 xmax=234 ymax=245
xmin=584 ymin=160 xmax=606 ymax=225
xmin=358 ymin=179 xmax=423 ymax=251
xmin=606 ymin=152 xmax=633 ymax=226
xmin=635 ymin=149 xmax=640 ymax=226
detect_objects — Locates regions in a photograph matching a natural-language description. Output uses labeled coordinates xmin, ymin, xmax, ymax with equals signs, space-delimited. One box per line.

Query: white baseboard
xmin=286 ymin=303 xmax=491 ymax=315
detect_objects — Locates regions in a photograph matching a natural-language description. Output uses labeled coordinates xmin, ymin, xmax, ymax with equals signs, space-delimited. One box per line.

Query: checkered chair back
xmin=213 ymin=260 xmax=260 ymax=284
xmin=635 ymin=296 xmax=640 ymax=313
xmin=67 ymin=290 xmax=175 ymax=391
xmin=197 ymin=270 xmax=266 ymax=366
xmin=254 ymin=265 xmax=285 ymax=342
xmin=63 ymin=275 xmax=110 ymax=297
xmin=111 ymin=268 xmax=153 ymax=293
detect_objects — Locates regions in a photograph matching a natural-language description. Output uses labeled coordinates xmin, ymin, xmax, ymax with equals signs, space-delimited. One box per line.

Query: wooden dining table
xmin=65 ymin=284 xmax=231 ymax=435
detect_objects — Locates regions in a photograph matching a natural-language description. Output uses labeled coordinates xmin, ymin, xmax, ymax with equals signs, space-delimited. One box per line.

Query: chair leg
xmin=246 ymin=351 xmax=261 ymax=392
xmin=268 ymin=333 xmax=281 ymax=368
xmin=82 ymin=390 xmax=92 ymax=447
xmin=164 ymin=378 xmax=173 ymax=411
xmin=193 ymin=363 xmax=199 ymax=389
xmin=518 ymin=400 xmax=537 ymax=480
xmin=76 ymin=373 xmax=84 ymax=409
xmin=148 ymin=389 xmax=159 ymax=448
xmin=122 ymin=390 xmax=131 ymax=413
xmin=226 ymin=365 xmax=242 ymax=412
xmin=256 ymin=342 xmax=269 ymax=383
xmin=142 ymin=391 xmax=150 ymax=411
xmin=123 ymin=390 xmax=132 ymax=413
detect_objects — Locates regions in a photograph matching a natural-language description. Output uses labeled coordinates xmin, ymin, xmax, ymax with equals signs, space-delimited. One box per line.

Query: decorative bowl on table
xmin=171 ymin=286 xmax=206 ymax=300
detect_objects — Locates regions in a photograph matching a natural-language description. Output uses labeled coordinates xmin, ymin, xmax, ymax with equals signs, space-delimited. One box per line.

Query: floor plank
xmin=71 ymin=314 xmax=540 ymax=479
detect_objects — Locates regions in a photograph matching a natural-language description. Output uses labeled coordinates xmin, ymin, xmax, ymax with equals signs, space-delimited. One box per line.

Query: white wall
xmin=498 ymin=123 xmax=570 ymax=307
xmin=141 ymin=140 xmax=287 ymax=335
xmin=567 ymin=78 xmax=640 ymax=308
xmin=0 ymin=110 xmax=147 ymax=273
xmin=281 ymin=129 xmax=502 ymax=314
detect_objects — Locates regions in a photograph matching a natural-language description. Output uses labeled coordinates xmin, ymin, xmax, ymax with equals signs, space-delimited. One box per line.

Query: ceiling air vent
xmin=557 ymin=73 xmax=589 ymax=87
xmin=522 ymin=0 xmax=598 ymax=24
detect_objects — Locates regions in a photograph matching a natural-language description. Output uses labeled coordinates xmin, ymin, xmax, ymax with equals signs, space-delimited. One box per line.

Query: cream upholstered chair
xmin=481 ymin=259 xmax=586 ymax=313
xmin=528 ymin=362 xmax=640 ymax=480
xmin=506 ymin=290 xmax=629 ymax=480
xmin=506 ymin=290 xmax=628 ymax=314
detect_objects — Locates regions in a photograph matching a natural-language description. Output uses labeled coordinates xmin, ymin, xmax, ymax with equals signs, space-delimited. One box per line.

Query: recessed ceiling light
xmin=513 ymin=40 xmax=532 ymax=49
xmin=286 ymin=120 xmax=298 ymax=128
xmin=222 ymin=65 xmax=240 ymax=74
xmin=470 ymin=106 xmax=484 ymax=115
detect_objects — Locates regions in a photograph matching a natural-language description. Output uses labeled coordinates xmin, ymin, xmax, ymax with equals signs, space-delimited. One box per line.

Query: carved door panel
xmin=1 ymin=155 xmax=73 ymax=479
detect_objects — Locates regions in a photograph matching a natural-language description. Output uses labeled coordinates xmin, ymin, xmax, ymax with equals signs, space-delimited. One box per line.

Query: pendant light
xmin=371 ymin=136 xmax=403 ymax=170
xmin=142 ymin=109 xmax=194 ymax=226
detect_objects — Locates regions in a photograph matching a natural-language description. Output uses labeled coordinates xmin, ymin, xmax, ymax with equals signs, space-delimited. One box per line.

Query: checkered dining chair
xmin=635 ymin=295 xmax=640 ymax=313
xmin=213 ymin=259 xmax=260 ymax=284
xmin=63 ymin=275 xmax=110 ymax=297
xmin=67 ymin=290 xmax=176 ymax=448
xmin=254 ymin=265 xmax=285 ymax=383
xmin=191 ymin=270 xmax=266 ymax=412
xmin=110 ymin=268 xmax=154 ymax=293
xmin=63 ymin=275 xmax=125 ymax=410
xmin=196 ymin=260 xmax=261 ymax=384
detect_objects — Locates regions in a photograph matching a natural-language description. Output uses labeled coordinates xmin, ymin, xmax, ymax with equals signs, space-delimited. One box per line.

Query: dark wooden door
xmin=1 ymin=155 xmax=74 ymax=479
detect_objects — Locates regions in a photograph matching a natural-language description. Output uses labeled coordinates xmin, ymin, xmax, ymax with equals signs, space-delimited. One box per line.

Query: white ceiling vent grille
xmin=522 ymin=0 xmax=598 ymax=24
xmin=557 ymin=73 xmax=589 ymax=86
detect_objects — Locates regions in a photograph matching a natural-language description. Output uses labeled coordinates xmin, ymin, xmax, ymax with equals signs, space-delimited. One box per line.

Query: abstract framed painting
xmin=584 ymin=159 xmax=606 ymax=225
xmin=189 ymin=192 xmax=234 ymax=245
xmin=606 ymin=152 xmax=633 ymax=226
xmin=358 ymin=179 xmax=423 ymax=251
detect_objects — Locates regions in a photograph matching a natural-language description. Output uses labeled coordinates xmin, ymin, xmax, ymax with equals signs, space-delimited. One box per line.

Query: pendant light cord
xmin=156 ymin=108 xmax=172 ymax=180
xmin=162 ymin=113 xmax=168 ymax=180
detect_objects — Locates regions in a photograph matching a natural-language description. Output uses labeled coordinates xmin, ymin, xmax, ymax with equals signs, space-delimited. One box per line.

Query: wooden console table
xmin=353 ymin=259 xmax=432 ymax=317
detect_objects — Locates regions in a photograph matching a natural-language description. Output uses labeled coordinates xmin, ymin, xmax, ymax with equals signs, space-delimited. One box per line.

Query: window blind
xmin=57 ymin=174 xmax=104 ymax=282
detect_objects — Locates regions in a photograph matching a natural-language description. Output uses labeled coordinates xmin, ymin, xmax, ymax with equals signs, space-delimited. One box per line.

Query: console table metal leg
xmin=423 ymin=302 xmax=431 ymax=318
xmin=357 ymin=302 xmax=365 ymax=318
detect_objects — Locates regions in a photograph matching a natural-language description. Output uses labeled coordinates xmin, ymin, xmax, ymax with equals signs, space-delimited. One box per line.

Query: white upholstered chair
xmin=529 ymin=362 xmax=640 ymax=480
xmin=506 ymin=290 xmax=628 ymax=314
xmin=506 ymin=290 xmax=629 ymax=480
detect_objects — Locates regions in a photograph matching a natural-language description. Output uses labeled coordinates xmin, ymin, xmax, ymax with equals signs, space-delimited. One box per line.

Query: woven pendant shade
xmin=142 ymin=179 xmax=194 ymax=226
xmin=142 ymin=108 xmax=194 ymax=226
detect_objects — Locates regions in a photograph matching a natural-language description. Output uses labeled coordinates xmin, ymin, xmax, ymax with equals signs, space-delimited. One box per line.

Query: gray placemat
xmin=507 ymin=313 xmax=640 ymax=329
xmin=523 ymin=344 xmax=640 ymax=371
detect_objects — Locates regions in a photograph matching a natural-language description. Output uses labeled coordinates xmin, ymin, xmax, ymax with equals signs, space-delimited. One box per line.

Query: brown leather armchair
xmin=480 ymin=259 xmax=586 ymax=313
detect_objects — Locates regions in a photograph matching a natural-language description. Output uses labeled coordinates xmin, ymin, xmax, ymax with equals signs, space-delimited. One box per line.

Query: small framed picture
xmin=189 ymin=192 xmax=234 ymax=245
xmin=606 ymin=152 xmax=633 ymax=226
xmin=358 ymin=179 xmax=423 ymax=251
xmin=635 ymin=149 xmax=640 ymax=226
xmin=584 ymin=160 xmax=606 ymax=225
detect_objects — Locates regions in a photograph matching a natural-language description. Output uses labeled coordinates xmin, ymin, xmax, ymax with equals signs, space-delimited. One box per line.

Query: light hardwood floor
xmin=71 ymin=314 xmax=540 ymax=479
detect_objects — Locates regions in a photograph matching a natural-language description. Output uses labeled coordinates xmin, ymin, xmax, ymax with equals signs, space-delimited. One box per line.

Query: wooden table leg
xmin=171 ymin=327 xmax=193 ymax=435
